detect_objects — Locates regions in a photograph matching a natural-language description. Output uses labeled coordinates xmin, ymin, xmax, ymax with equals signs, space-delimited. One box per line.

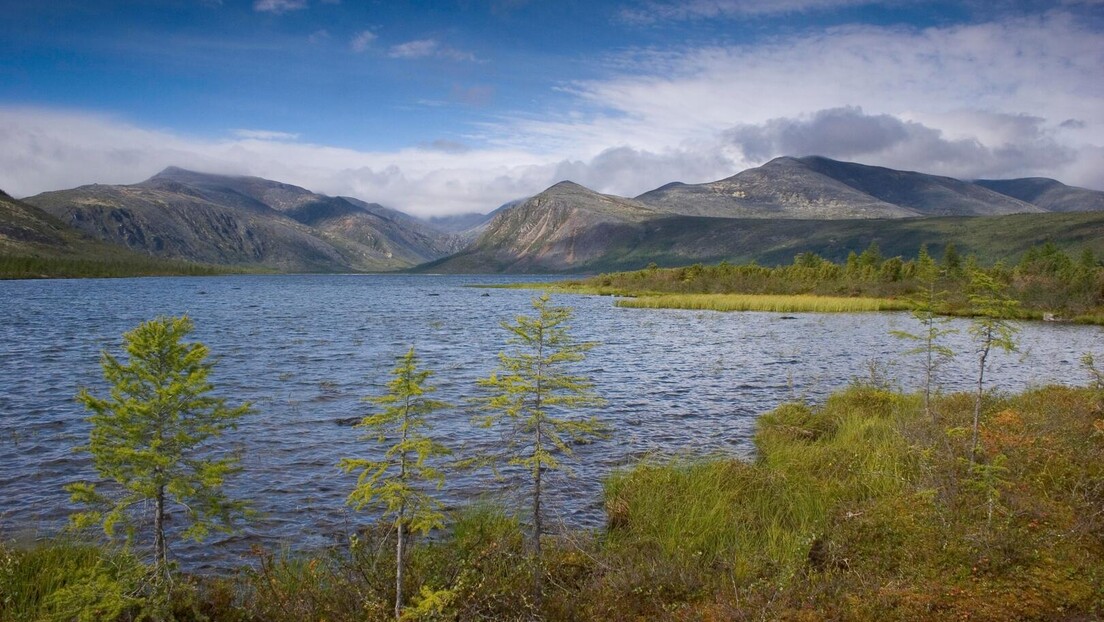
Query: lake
xmin=1 ymin=274 xmax=1100 ymax=569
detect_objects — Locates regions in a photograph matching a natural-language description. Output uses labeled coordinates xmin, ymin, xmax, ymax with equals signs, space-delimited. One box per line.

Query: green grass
xmin=0 ymin=537 xmax=150 ymax=621
xmin=615 ymin=292 xmax=910 ymax=313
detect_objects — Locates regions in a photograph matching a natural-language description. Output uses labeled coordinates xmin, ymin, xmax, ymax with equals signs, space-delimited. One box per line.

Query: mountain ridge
xmin=11 ymin=157 xmax=1104 ymax=274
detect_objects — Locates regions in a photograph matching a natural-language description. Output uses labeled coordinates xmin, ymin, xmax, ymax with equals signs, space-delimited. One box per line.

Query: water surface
xmin=1 ymin=274 xmax=1099 ymax=569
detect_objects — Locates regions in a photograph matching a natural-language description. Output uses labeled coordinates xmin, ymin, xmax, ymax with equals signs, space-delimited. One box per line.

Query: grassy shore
xmin=5 ymin=383 xmax=1103 ymax=621
xmin=616 ymin=292 xmax=911 ymax=313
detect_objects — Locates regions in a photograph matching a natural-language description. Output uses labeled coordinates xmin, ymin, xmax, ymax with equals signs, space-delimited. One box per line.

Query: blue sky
xmin=2 ymin=0 xmax=1102 ymax=215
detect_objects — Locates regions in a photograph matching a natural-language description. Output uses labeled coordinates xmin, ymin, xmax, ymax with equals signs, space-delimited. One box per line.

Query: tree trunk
xmin=395 ymin=516 xmax=404 ymax=621
xmin=972 ymin=335 xmax=991 ymax=463
xmin=532 ymin=327 xmax=545 ymax=608
xmin=924 ymin=313 xmax=934 ymax=423
xmin=532 ymin=457 xmax=542 ymax=608
xmin=154 ymin=484 xmax=167 ymax=574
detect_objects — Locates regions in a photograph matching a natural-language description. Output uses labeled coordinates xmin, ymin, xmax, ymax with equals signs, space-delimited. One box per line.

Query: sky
xmin=1 ymin=0 xmax=1102 ymax=217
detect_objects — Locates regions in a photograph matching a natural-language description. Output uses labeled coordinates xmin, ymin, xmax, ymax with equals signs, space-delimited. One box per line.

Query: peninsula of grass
xmin=6 ymin=383 xmax=1104 ymax=621
xmin=616 ymin=292 xmax=909 ymax=313
xmin=531 ymin=241 xmax=1104 ymax=321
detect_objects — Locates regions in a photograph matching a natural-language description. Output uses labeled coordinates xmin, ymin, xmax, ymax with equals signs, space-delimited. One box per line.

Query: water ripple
xmin=1 ymin=274 xmax=1101 ymax=570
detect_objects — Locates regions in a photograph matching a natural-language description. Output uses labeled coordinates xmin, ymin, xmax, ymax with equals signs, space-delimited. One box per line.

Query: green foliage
xmin=9 ymin=382 xmax=1104 ymax=621
xmin=340 ymin=347 xmax=452 ymax=536
xmin=618 ymin=293 xmax=908 ymax=313
xmin=474 ymin=293 xmax=607 ymax=526
xmin=0 ymin=539 xmax=150 ymax=622
xmin=67 ymin=315 xmax=251 ymax=572
xmin=544 ymin=241 xmax=1104 ymax=322
xmin=890 ymin=245 xmax=957 ymax=420
xmin=473 ymin=293 xmax=607 ymax=601
xmin=339 ymin=346 xmax=451 ymax=619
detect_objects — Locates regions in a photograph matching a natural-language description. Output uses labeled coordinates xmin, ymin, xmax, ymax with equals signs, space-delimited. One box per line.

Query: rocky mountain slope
xmin=0 ymin=189 xmax=72 ymax=252
xmin=427 ymin=156 xmax=1104 ymax=272
xmin=422 ymin=181 xmax=659 ymax=272
xmin=11 ymin=156 xmax=1104 ymax=275
xmin=24 ymin=169 xmax=461 ymax=272
xmin=635 ymin=156 xmax=1041 ymax=218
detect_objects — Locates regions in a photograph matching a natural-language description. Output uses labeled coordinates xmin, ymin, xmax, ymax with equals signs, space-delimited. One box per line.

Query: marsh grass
xmin=616 ymin=293 xmax=910 ymax=313
xmin=0 ymin=537 xmax=151 ymax=621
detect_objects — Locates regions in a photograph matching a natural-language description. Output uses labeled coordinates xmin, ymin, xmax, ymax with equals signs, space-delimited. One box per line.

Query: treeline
xmin=0 ymin=254 xmax=233 ymax=279
xmin=571 ymin=241 xmax=1104 ymax=321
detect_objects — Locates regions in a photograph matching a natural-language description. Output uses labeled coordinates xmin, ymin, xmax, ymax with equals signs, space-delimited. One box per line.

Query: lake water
xmin=1 ymin=274 xmax=1100 ymax=569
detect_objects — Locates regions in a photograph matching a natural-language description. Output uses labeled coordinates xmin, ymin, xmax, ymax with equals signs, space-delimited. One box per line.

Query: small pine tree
xmin=890 ymin=245 xmax=956 ymax=422
xmin=967 ymin=271 xmax=1020 ymax=461
xmin=339 ymin=347 xmax=451 ymax=620
xmin=473 ymin=293 xmax=607 ymax=604
xmin=67 ymin=316 xmax=251 ymax=577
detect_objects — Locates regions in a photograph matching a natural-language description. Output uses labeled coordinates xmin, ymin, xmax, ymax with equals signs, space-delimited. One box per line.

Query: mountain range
xmin=7 ymin=156 xmax=1104 ymax=274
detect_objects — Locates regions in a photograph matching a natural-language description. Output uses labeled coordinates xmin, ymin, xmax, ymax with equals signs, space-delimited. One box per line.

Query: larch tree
xmin=338 ymin=346 xmax=451 ymax=621
xmin=67 ymin=315 xmax=251 ymax=578
xmin=967 ymin=270 xmax=1020 ymax=461
xmin=473 ymin=293 xmax=607 ymax=605
xmin=890 ymin=245 xmax=956 ymax=422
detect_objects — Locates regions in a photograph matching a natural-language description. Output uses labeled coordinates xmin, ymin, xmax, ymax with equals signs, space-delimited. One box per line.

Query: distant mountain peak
xmin=543 ymin=180 xmax=593 ymax=194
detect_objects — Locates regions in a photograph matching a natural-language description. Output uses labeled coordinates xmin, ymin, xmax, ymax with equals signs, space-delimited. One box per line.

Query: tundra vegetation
xmin=543 ymin=241 xmax=1104 ymax=323
xmin=3 ymin=293 xmax=1104 ymax=621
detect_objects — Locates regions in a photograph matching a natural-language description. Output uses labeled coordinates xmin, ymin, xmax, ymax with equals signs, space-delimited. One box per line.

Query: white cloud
xmin=486 ymin=13 xmax=1104 ymax=185
xmin=253 ymin=0 xmax=308 ymax=14
xmin=350 ymin=30 xmax=377 ymax=52
xmin=232 ymin=129 xmax=301 ymax=141
xmin=0 ymin=107 xmax=556 ymax=217
xmin=621 ymin=0 xmax=899 ymax=23
xmin=388 ymin=39 xmax=477 ymax=62
xmin=2 ymin=13 xmax=1103 ymax=216
xmin=389 ymin=39 xmax=438 ymax=59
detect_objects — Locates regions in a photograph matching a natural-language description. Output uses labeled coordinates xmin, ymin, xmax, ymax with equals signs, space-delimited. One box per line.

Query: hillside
xmin=0 ymin=189 xmax=71 ymax=252
xmin=635 ymin=156 xmax=1040 ymax=219
xmin=24 ymin=169 xmax=460 ymax=272
xmin=0 ymin=189 xmax=230 ymax=278
xmin=11 ymin=156 xmax=1104 ymax=276
xmin=974 ymin=177 xmax=1104 ymax=212
xmin=428 ymin=156 xmax=1102 ymax=272
xmin=426 ymin=209 xmax=1104 ymax=273
xmin=420 ymin=181 xmax=659 ymax=272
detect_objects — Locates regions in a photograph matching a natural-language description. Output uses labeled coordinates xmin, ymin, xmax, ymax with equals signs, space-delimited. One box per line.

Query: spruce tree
xmin=339 ymin=347 xmax=450 ymax=620
xmin=473 ymin=293 xmax=607 ymax=605
xmin=68 ymin=316 xmax=250 ymax=577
